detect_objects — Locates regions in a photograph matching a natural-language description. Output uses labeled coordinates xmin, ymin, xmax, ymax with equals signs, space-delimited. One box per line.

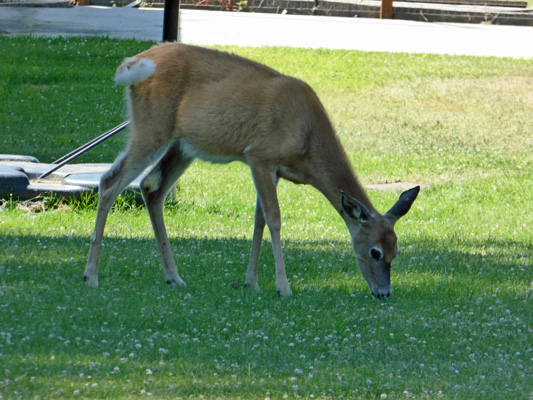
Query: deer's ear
xmin=385 ymin=186 xmax=420 ymax=224
xmin=341 ymin=191 xmax=372 ymax=223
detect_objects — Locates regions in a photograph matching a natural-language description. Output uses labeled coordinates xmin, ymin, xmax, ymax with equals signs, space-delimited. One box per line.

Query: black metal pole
xmin=51 ymin=120 xmax=130 ymax=165
xmin=163 ymin=0 xmax=181 ymax=42
xmin=37 ymin=121 xmax=130 ymax=181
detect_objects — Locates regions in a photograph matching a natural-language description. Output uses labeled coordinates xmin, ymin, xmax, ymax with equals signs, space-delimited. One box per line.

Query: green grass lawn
xmin=0 ymin=36 xmax=532 ymax=399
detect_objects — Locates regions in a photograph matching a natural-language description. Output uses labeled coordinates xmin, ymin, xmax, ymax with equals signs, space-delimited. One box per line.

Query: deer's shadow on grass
xmin=1 ymin=232 xmax=529 ymax=299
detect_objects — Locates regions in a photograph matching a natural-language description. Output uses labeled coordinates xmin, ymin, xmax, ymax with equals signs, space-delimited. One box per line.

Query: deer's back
xmin=128 ymin=43 xmax=329 ymax=164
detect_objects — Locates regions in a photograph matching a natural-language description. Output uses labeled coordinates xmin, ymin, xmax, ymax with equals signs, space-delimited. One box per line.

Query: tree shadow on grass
xmin=0 ymin=232 xmax=530 ymax=298
xmin=0 ymin=232 xmax=530 ymax=398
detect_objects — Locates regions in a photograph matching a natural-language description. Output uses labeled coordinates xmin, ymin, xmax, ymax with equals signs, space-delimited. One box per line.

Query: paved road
xmin=1 ymin=6 xmax=532 ymax=58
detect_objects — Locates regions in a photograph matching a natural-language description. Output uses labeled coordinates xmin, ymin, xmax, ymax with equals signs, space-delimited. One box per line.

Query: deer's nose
xmin=373 ymin=290 xmax=391 ymax=299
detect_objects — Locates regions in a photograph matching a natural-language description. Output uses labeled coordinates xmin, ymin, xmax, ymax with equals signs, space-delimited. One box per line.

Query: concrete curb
xmin=1 ymin=0 xmax=532 ymax=25
xmin=0 ymin=0 xmax=72 ymax=7
xmin=222 ymin=0 xmax=533 ymax=26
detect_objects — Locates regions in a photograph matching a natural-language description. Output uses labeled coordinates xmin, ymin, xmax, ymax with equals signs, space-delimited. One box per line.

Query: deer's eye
xmin=369 ymin=247 xmax=384 ymax=261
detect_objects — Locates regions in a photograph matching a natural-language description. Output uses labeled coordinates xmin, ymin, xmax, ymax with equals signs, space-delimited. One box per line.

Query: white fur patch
xmin=115 ymin=57 xmax=156 ymax=86
xmin=179 ymin=138 xmax=242 ymax=164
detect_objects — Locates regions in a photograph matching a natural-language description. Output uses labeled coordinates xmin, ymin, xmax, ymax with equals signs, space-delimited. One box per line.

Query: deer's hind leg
xmin=140 ymin=141 xmax=193 ymax=286
xmin=84 ymin=142 xmax=168 ymax=288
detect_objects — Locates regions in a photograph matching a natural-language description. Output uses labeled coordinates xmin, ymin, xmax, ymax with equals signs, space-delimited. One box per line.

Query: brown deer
xmin=83 ymin=43 xmax=420 ymax=298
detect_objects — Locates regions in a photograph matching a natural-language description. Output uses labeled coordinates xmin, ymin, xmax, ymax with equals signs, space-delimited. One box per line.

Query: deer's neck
xmin=317 ymin=157 xmax=375 ymax=217
xmin=307 ymin=125 xmax=376 ymax=217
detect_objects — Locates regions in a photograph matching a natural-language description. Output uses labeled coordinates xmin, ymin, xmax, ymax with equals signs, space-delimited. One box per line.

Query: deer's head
xmin=341 ymin=186 xmax=420 ymax=298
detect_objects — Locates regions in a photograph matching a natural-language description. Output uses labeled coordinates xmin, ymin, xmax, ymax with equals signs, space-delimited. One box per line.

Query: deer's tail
xmin=115 ymin=57 xmax=156 ymax=86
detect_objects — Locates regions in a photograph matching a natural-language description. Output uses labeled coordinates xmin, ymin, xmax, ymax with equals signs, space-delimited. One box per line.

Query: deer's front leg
xmin=249 ymin=165 xmax=291 ymax=296
xmin=245 ymin=196 xmax=266 ymax=290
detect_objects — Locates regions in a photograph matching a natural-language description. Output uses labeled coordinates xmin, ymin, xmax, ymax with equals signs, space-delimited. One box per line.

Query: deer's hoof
xmin=83 ymin=275 xmax=98 ymax=288
xmin=166 ymin=277 xmax=187 ymax=287
xmin=244 ymin=282 xmax=260 ymax=291
xmin=276 ymin=286 xmax=292 ymax=297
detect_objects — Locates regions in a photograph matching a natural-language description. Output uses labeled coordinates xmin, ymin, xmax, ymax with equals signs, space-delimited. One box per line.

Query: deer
xmin=83 ymin=43 xmax=420 ymax=298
